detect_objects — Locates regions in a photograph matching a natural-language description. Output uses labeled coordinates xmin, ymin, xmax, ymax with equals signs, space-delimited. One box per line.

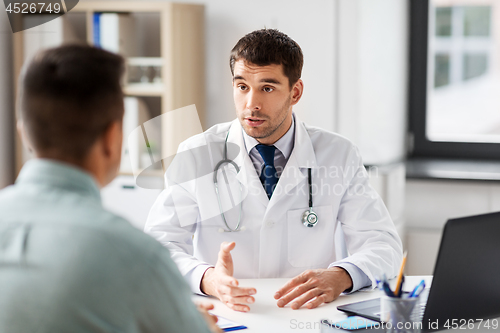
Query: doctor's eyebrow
xmin=260 ymin=78 xmax=282 ymax=84
xmin=233 ymin=75 xmax=282 ymax=85
xmin=233 ymin=75 xmax=246 ymax=82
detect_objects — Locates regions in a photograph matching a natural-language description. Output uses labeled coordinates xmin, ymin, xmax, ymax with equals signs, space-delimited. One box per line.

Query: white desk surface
xmin=193 ymin=276 xmax=433 ymax=333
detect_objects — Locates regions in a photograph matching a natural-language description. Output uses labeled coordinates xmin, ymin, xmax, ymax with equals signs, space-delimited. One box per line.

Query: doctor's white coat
xmin=145 ymin=116 xmax=403 ymax=294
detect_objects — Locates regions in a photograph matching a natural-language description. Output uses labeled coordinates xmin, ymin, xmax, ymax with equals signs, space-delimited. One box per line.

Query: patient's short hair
xmin=19 ymin=45 xmax=125 ymax=162
xmin=230 ymin=29 xmax=303 ymax=88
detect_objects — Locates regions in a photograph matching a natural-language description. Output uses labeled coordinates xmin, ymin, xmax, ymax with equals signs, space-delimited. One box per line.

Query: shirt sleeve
xmin=186 ymin=264 xmax=214 ymax=295
xmin=330 ymin=262 xmax=372 ymax=293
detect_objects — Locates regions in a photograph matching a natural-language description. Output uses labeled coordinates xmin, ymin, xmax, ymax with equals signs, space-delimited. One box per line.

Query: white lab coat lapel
xmin=226 ymin=120 xmax=269 ymax=208
xmin=268 ymin=115 xmax=318 ymax=211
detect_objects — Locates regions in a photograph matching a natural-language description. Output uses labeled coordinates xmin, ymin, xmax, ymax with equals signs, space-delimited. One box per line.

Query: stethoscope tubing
xmin=213 ymin=127 xmax=317 ymax=232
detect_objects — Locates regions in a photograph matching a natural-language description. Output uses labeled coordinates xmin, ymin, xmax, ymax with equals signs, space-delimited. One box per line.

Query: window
xmin=409 ymin=0 xmax=500 ymax=159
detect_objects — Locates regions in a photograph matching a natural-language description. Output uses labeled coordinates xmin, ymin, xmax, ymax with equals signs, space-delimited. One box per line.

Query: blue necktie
xmin=256 ymin=144 xmax=278 ymax=199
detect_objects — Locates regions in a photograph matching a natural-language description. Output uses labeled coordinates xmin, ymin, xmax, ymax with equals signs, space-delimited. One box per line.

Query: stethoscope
xmin=213 ymin=128 xmax=319 ymax=232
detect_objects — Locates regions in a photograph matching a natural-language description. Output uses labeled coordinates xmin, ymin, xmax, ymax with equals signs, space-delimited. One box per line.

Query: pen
xmin=409 ymin=280 xmax=426 ymax=298
xmin=382 ymin=280 xmax=396 ymax=297
xmin=394 ymin=251 xmax=407 ymax=297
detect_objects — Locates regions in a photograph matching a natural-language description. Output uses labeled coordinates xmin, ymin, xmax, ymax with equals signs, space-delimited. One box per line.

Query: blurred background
xmin=0 ymin=0 xmax=498 ymax=276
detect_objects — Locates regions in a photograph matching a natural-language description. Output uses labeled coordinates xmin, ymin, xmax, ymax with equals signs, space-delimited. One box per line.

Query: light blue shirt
xmin=0 ymin=159 xmax=211 ymax=333
xmin=242 ymin=114 xmax=371 ymax=292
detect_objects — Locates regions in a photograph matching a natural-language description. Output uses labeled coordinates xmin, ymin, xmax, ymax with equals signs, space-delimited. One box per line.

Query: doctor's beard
xmin=238 ymin=95 xmax=292 ymax=141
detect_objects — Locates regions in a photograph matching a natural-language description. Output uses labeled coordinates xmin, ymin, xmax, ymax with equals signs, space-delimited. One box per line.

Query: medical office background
xmin=0 ymin=0 xmax=498 ymax=276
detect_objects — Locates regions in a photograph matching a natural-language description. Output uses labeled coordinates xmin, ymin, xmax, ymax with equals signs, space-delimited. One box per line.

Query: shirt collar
xmin=16 ymin=158 xmax=101 ymax=201
xmin=242 ymin=113 xmax=296 ymax=158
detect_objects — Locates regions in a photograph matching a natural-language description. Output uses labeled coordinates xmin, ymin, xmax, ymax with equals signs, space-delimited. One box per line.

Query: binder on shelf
xmin=95 ymin=13 xmax=137 ymax=56
xmin=121 ymin=97 xmax=151 ymax=173
xmin=92 ymin=12 xmax=101 ymax=48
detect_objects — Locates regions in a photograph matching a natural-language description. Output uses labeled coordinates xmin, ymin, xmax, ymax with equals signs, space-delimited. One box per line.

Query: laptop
xmin=337 ymin=211 xmax=500 ymax=332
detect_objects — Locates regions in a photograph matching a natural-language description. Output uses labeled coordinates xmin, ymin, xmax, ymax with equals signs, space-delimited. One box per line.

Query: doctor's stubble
xmin=236 ymin=93 xmax=293 ymax=142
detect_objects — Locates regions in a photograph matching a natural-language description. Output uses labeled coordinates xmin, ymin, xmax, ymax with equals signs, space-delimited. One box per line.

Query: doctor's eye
xmin=263 ymin=86 xmax=274 ymax=93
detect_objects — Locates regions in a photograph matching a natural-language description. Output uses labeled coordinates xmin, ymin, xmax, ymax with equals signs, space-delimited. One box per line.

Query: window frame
xmin=409 ymin=0 xmax=500 ymax=160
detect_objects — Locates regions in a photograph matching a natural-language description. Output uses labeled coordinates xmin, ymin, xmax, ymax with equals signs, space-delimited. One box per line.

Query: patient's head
xmin=18 ymin=45 xmax=125 ymax=186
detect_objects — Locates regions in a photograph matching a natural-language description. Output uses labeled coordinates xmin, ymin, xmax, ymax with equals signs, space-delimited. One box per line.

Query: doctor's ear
xmin=290 ymin=79 xmax=304 ymax=106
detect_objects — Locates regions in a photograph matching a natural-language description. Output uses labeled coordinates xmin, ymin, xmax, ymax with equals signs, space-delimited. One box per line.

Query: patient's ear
xmin=17 ymin=120 xmax=33 ymax=153
xmin=97 ymin=120 xmax=123 ymax=186
xmin=102 ymin=121 xmax=123 ymax=160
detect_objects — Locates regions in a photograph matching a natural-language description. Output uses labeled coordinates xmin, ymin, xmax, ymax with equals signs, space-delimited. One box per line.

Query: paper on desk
xmin=216 ymin=315 xmax=247 ymax=331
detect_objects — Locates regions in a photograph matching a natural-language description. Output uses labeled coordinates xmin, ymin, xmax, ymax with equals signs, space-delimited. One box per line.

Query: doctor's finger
xmin=274 ymin=274 xmax=309 ymax=299
xmin=287 ymin=288 xmax=324 ymax=310
xmin=276 ymin=282 xmax=315 ymax=307
xmin=224 ymin=295 xmax=255 ymax=305
xmin=219 ymin=241 xmax=236 ymax=255
xmin=223 ymin=299 xmax=251 ymax=312
xmin=219 ymin=283 xmax=256 ymax=297
xmin=305 ymin=294 xmax=329 ymax=309
xmin=219 ymin=274 xmax=239 ymax=287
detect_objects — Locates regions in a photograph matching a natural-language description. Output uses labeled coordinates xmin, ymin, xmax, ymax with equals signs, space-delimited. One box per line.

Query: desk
xmin=193 ymin=276 xmax=432 ymax=333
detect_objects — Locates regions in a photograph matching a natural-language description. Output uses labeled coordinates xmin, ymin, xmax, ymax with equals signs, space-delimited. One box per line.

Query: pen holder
xmin=380 ymin=295 xmax=421 ymax=333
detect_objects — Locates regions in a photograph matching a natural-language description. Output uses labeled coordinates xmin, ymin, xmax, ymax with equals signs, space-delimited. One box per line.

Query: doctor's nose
xmin=246 ymin=91 xmax=262 ymax=111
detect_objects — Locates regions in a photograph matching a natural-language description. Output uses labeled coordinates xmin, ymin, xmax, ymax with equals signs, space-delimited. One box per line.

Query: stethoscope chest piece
xmin=302 ymin=209 xmax=318 ymax=228
xmin=215 ymin=127 xmax=320 ymax=231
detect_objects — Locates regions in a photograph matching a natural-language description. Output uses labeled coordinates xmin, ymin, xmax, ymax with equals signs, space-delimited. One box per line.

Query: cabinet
xmin=12 ymin=1 xmax=205 ymax=179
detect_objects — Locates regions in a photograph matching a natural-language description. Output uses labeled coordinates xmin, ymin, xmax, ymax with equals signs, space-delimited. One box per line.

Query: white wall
xmin=126 ymin=0 xmax=338 ymax=132
xmin=78 ymin=0 xmax=410 ymax=164
xmin=405 ymin=179 xmax=500 ymax=275
xmin=0 ymin=8 xmax=14 ymax=188
xmin=337 ymin=0 xmax=408 ymax=165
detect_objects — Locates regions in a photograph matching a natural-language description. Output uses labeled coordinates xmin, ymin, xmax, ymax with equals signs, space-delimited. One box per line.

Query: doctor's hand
xmin=195 ymin=302 xmax=223 ymax=333
xmin=201 ymin=242 xmax=257 ymax=312
xmin=274 ymin=267 xmax=353 ymax=310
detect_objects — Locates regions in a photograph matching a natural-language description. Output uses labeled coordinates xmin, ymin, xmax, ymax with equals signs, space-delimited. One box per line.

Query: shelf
xmin=127 ymin=57 xmax=163 ymax=66
xmin=406 ymin=158 xmax=500 ymax=182
xmin=72 ymin=2 xmax=172 ymax=12
xmin=119 ymin=170 xmax=164 ymax=178
xmin=12 ymin=1 xmax=205 ymax=176
xmin=124 ymin=83 xmax=164 ymax=96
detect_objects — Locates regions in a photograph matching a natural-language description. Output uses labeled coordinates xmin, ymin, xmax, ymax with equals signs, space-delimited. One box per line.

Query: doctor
xmin=145 ymin=29 xmax=403 ymax=312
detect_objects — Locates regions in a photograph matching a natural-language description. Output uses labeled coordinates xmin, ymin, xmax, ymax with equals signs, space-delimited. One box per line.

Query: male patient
xmin=0 ymin=45 xmax=217 ymax=333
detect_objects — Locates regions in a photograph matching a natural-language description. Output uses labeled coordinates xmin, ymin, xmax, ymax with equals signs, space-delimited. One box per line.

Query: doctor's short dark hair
xmin=230 ymin=28 xmax=303 ymax=88
xmin=18 ymin=44 xmax=125 ymax=163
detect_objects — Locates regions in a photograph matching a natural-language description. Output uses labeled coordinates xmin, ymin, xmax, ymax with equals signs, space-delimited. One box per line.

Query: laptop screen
xmin=422 ymin=212 xmax=500 ymax=331
xmin=338 ymin=211 xmax=500 ymax=332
